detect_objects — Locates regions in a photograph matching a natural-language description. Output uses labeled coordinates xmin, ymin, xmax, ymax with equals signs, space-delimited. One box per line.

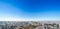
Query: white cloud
xmin=0 ymin=15 xmax=26 ymax=21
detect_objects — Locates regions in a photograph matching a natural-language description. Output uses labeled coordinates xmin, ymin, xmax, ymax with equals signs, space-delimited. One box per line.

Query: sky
xmin=0 ymin=0 xmax=60 ymax=21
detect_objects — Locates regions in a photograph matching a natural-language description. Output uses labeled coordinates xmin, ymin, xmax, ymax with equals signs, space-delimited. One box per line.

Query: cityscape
xmin=0 ymin=21 xmax=60 ymax=29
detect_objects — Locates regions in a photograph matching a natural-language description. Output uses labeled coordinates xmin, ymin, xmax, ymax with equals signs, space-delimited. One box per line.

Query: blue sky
xmin=0 ymin=0 xmax=60 ymax=21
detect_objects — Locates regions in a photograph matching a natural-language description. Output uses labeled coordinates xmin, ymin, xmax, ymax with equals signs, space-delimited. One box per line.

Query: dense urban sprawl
xmin=0 ymin=21 xmax=60 ymax=29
